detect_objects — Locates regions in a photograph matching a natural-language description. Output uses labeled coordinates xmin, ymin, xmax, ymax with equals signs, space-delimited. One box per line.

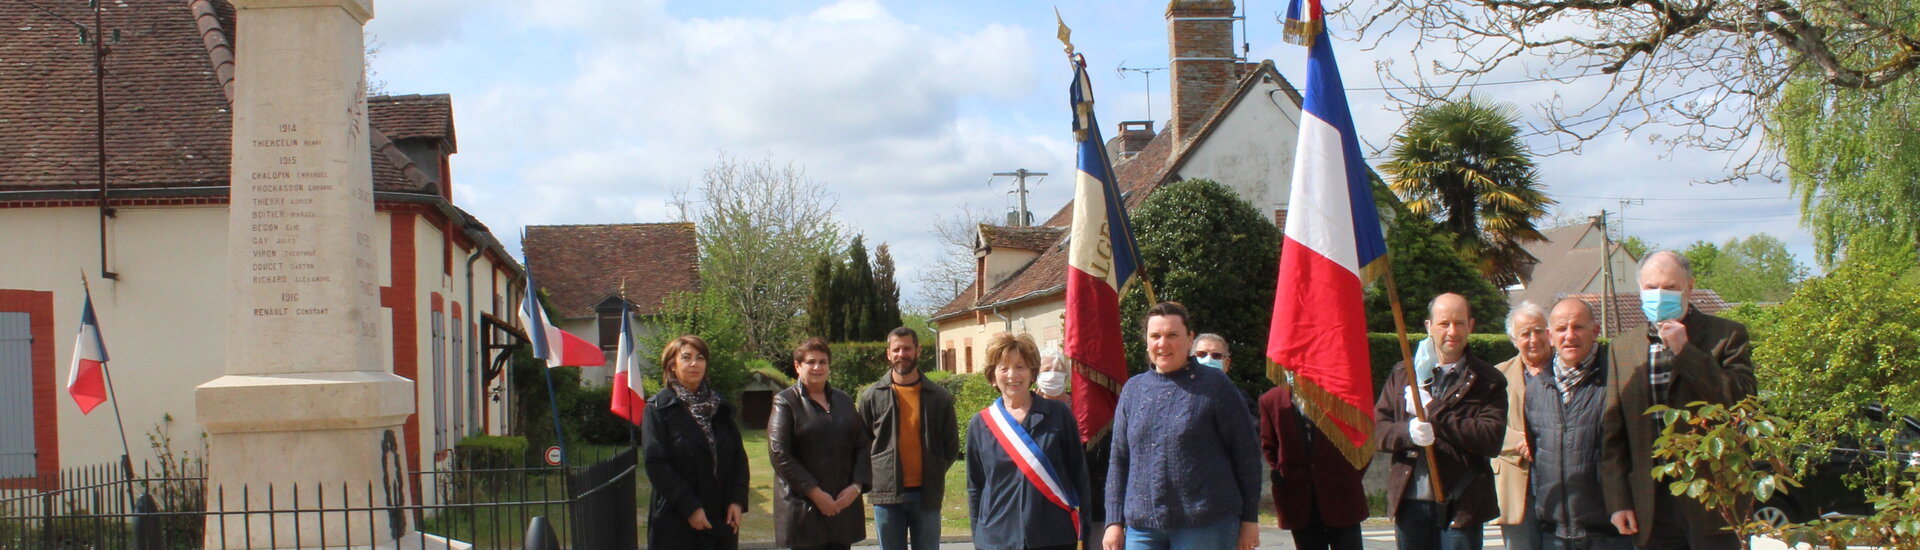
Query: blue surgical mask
xmin=1640 ymin=289 xmax=1686 ymax=323
xmin=1413 ymin=336 xmax=1437 ymax=386
xmin=1197 ymin=356 xmax=1225 ymax=369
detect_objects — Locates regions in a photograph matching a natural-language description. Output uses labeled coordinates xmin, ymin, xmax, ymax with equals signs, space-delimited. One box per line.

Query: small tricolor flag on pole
xmin=609 ymin=301 xmax=645 ymax=425
xmin=520 ymin=271 xmax=605 ymax=368
xmin=1268 ymin=0 xmax=1391 ymax=469
xmin=67 ymin=288 xmax=110 ymax=415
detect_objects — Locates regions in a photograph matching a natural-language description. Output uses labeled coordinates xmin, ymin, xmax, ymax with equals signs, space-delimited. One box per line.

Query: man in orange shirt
xmin=858 ymin=327 xmax=959 ymax=550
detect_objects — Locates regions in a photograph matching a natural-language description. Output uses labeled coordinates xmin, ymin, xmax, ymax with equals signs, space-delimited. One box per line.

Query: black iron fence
xmin=0 ymin=448 xmax=638 ymax=550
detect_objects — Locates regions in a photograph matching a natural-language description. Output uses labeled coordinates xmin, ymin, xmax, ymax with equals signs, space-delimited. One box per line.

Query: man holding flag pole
xmin=1268 ymin=2 xmax=1507 ymax=548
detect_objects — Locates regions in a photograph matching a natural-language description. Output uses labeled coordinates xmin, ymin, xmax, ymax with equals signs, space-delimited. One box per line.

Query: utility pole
xmin=1615 ymin=198 xmax=1644 ymax=244
xmin=79 ymin=0 xmax=120 ymax=280
xmin=993 ymin=169 xmax=1047 ymax=226
xmin=1593 ymin=210 xmax=1616 ymax=334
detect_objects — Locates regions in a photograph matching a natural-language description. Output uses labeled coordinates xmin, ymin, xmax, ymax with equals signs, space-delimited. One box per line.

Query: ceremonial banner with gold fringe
xmin=1266 ymin=0 xmax=1389 ymax=470
xmin=1062 ymin=51 xmax=1145 ymax=446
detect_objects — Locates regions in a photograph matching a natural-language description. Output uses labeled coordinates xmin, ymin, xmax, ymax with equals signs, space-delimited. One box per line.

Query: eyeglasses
xmin=1194 ymin=351 xmax=1227 ymax=360
xmin=799 ymin=360 xmax=829 ymax=367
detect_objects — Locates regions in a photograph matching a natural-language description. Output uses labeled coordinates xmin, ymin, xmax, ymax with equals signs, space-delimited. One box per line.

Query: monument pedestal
xmin=194 ymin=0 xmax=463 ymax=546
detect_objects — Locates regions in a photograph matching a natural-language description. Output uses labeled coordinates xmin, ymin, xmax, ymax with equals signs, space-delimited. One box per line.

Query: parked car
xmin=1752 ymin=405 xmax=1920 ymax=528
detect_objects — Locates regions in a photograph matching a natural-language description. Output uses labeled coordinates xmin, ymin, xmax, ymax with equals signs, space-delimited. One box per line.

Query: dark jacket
xmin=768 ymin=384 xmax=871 ymax=548
xmin=966 ymin=394 xmax=1094 ymax=550
xmin=1526 ymin=345 xmax=1620 ymax=538
xmin=1261 ymin=384 xmax=1370 ymax=529
xmin=1372 ymin=355 xmax=1508 ymax=526
xmin=642 ymin=386 xmax=749 ymax=550
xmin=857 ymin=371 xmax=959 ymax=507
xmin=1602 ymin=309 xmax=1756 ymax=546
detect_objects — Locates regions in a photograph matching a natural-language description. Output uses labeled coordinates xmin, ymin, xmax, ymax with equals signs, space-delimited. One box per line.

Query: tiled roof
xmin=1509 ymin=221 xmax=1641 ymax=308
xmin=523 ymin=223 xmax=701 ymax=320
xmin=368 ymin=94 xmax=456 ymax=152
xmin=1560 ymin=290 xmax=1733 ymax=335
xmin=979 ymin=225 xmax=1066 ymax=252
xmin=0 ymin=0 xmax=433 ymax=193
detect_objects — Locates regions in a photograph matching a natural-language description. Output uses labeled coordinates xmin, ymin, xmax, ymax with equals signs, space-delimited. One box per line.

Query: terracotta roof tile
xmin=523 ymin=223 xmax=701 ymax=320
xmin=0 ymin=0 xmax=435 ymax=194
xmin=368 ymin=94 xmax=455 ymax=151
xmin=979 ymin=225 xmax=1066 ymax=252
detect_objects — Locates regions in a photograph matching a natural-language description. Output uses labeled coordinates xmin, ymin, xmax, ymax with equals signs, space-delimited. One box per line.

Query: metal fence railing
xmin=0 ymin=448 xmax=638 ymax=550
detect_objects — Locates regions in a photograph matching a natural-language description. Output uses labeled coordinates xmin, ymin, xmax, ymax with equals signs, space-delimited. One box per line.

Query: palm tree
xmin=1382 ymin=97 xmax=1555 ymax=286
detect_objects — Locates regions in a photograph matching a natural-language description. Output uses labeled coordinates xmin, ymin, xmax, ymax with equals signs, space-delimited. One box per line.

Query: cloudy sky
xmin=363 ymin=0 xmax=1813 ymax=311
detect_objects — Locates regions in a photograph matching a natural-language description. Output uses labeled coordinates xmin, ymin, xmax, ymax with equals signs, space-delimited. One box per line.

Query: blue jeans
xmin=1395 ymin=500 xmax=1484 ymax=550
xmin=874 ymin=489 xmax=941 ymax=550
xmin=1124 ymin=517 xmax=1240 ymax=550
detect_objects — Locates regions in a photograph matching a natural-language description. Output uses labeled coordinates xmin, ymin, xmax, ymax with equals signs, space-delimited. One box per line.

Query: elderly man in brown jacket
xmin=1601 ymin=251 xmax=1757 ymax=550
xmin=1492 ymin=301 xmax=1551 ymax=550
xmin=1374 ymin=293 xmax=1508 ymax=550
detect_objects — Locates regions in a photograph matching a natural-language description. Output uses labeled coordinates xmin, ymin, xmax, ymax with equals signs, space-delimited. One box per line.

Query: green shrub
xmin=940 ymin=373 xmax=999 ymax=457
xmin=453 ymin=435 xmax=529 ymax=471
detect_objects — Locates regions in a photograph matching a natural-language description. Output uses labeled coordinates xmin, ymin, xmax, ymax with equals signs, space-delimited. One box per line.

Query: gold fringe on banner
xmin=1285 ymin=366 xmax=1378 ymax=470
xmin=1283 ymin=19 xmax=1320 ymax=47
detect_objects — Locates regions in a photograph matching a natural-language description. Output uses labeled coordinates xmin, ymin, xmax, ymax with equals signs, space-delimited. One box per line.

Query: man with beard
xmin=858 ymin=327 xmax=959 ymax=550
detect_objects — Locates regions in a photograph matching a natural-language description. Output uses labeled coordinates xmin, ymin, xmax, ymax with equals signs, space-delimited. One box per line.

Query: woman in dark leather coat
xmin=643 ymin=334 xmax=749 ymax=550
xmin=769 ymin=337 xmax=872 ymax=550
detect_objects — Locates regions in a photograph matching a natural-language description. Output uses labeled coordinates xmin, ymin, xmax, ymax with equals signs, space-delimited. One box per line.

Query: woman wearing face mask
xmin=1036 ymin=345 xmax=1072 ymax=404
xmin=644 ymin=335 xmax=750 ymax=550
xmin=967 ymin=333 xmax=1093 ymax=550
xmin=769 ymin=337 xmax=872 ymax=550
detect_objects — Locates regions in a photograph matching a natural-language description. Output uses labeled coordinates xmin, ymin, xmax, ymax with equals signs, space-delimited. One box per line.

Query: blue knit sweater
xmin=1104 ymin=359 xmax=1263 ymax=530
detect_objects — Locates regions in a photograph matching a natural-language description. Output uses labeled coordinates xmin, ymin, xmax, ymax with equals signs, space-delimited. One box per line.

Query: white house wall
xmin=1174 ymin=78 xmax=1303 ymax=221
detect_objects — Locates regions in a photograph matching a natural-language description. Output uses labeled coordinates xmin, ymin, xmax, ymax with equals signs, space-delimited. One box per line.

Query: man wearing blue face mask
xmin=1194 ymin=333 xmax=1258 ymax=420
xmin=1599 ymin=251 xmax=1756 ymax=550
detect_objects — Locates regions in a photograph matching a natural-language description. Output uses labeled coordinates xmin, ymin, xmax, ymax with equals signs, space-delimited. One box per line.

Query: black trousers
xmin=1290 ymin=502 xmax=1363 ymax=550
xmin=1645 ymin=492 xmax=1740 ymax=550
xmin=792 ymin=544 xmax=852 ymax=550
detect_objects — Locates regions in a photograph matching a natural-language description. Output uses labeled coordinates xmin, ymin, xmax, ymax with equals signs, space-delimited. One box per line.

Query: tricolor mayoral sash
xmin=981 ymin=397 xmax=1081 ymax=541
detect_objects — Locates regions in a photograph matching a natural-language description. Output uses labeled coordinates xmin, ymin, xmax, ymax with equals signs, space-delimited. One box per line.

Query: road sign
xmin=543 ymin=446 xmax=562 ymax=466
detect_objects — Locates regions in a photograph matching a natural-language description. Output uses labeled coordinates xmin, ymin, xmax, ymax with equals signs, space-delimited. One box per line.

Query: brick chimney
xmin=1167 ymin=0 xmax=1238 ymax=142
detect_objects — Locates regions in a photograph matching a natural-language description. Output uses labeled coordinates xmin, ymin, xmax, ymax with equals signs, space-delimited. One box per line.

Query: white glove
xmin=1408 ymin=418 xmax=1436 ymax=447
xmin=1403 ymin=386 xmax=1435 ymax=416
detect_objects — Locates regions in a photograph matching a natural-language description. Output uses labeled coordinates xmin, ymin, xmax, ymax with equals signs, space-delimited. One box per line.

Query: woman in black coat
xmin=768 ymin=337 xmax=871 ymax=550
xmin=643 ymin=334 xmax=749 ymax=550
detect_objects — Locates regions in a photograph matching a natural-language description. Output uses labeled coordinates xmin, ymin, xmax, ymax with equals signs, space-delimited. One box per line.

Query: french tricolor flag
xmin=1062 ymin=54 xmax=1142 ymax=444
xmin=1267 ymin=0 xmax=1390 ymax=469
xmin=521 ymin=271 xmax=605 ymax=368
xmin=608 ymin=301 xmax=645 ymax=425
xmin=67 ymin=289 xmax=110 ymax=415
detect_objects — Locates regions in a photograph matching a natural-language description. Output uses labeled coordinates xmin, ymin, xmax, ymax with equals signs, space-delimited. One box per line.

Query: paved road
xmin=838 ymin=524 xmax=1509 ymax=549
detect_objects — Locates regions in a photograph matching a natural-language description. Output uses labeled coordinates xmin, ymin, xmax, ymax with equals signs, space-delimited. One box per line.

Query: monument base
xmin=196 ymin=371 xmax=416 ymax=548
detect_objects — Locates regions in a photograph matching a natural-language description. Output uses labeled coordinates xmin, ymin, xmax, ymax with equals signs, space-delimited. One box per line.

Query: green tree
xmin=1618 ymin=235 xmax=1653 ymax=260
xmin=1681 ymin=234 xmax=1809 ymax=303
xmin=1364 ymin=180 xmax=1510 ymax=335
xmin=804 ymin=235 xmax=903 ymax=342
xmin=674 ymin=154 xmax=842 ymax=362
xmin=1382 ymin=97 xmax=1556 ymax=286
xmin=1756 ymin=258 xmax=1920 ymax=488
xmin=1117 ymin=179 xmax=1282 ymax=395
xmin=1773 ymin=76 xmax=1920 ymax=267
xmin=640 ymin=286 xmax=752 ymax=400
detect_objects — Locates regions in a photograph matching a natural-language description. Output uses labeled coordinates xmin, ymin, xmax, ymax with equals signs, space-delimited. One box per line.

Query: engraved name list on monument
xmin=231 ymin=100 xmax=381 ymax=353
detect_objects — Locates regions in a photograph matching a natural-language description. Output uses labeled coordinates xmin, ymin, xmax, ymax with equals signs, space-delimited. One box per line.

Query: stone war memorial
xmin=193 ymin=0 xmax=464 ymax=547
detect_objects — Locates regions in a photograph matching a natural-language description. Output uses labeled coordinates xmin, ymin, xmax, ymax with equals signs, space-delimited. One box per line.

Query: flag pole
xmin=80 ymin=272 xmax=141 ymax=488
xmin=1381 ymin=258 xmax=1446 ymax=502
xmin=1057 ymin=16 xmax=1157 ymax=308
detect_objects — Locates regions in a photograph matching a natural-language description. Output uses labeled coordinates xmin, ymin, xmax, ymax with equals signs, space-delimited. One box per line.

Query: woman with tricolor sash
xmin=966 ymin=332 xmax=1095 ymax=550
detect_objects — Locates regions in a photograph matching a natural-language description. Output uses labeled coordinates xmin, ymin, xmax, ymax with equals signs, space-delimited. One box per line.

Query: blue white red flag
xmin=1062 ymin=54 xmax=1142 ymax=444
xmin=609 ymin=301 xmax=645 ymax=425
xmin=1267 ymin=0 xmax=1390 ymax=469
xmin=981 ymin=398 xmax=1080 ymax=538
xmin=521 ymin=271 xmax=605 ymax=368
xmin=67 ymin=289 xmax=109 ymax=415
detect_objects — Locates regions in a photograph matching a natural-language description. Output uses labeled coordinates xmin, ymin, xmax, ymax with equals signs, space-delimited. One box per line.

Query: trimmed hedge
xmin=824 ymin=341 xmax=935 ymax=396
xmin=1365 ymin=333 xmax=1516 ymax=396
